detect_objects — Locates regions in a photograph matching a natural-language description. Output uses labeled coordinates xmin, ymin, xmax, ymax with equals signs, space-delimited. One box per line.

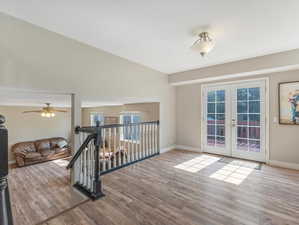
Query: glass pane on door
xmin=236 ymin=87 xmax=261 ymax=152
xmin=207 ymin=90 xmax=226 ymax=148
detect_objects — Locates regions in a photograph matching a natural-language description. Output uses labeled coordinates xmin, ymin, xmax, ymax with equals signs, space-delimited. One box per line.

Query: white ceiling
xmin=1 ymin=1 xmax=299 ymax=73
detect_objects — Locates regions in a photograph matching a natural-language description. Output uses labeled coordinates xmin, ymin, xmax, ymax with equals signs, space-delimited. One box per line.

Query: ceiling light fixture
xmin=23 ymin=103 xmax=66 ymax=118
xmin=192 ymin=32 xmax=215 ymax=57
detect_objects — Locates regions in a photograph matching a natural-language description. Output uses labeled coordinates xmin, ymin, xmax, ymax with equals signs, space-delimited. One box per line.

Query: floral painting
xmin=279 ymin=81 xmax=299 ymax=124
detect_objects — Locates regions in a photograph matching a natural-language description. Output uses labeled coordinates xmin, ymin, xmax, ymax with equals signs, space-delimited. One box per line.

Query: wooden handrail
xmin=76 ymin=120 xmax=159 ymax=133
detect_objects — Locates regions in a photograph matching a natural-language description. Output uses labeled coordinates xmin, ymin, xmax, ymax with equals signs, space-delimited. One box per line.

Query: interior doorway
xmin=201 ymin=79 xmax=268 ymax=162
xmin=0 ymin=88 xmax=85 ymax=225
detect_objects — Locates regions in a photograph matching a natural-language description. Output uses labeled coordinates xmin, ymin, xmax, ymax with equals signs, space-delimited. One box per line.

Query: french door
xmin=202 ymin=80 xmax=266 ymax=162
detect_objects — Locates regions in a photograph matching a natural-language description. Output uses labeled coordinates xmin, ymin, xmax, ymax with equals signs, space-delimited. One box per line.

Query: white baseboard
xmin=175 ymin=145 xmax=202 ymax=152
xmin=268 ymin=160 xmax=299 ymax=170
xmin=160 ymin=145 xmax=176 ymax=154
xmin=160 ymin=145 xmax=202 ymax=154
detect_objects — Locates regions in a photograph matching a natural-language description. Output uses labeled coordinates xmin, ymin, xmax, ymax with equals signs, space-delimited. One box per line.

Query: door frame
xmin=201 ymin=77 xmax=270 ymax=163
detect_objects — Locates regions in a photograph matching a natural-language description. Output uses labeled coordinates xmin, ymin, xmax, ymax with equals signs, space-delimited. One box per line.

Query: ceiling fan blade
xmin=22 ymin=110 xmax=43 ymax=113
xmin=53 ymin=109 xmax=68 ymax=113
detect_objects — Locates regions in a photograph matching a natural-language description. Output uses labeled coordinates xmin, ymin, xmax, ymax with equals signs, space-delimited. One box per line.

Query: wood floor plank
xmin=9 ymin=159 xmax=88 ymax=225
xmin=10 ymin=150 xmax=299 ymax=225
xmin=45 ymin=150 xmax=299 ymax=225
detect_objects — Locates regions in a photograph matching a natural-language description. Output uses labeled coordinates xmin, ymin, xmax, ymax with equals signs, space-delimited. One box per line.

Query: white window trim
xmin=200 ymin=77 xmax=270 ymax=163
xmin=90 ymin=112 xmax=104 ymax=126
xmin=120 ymin=112 xmax=141 ymax=142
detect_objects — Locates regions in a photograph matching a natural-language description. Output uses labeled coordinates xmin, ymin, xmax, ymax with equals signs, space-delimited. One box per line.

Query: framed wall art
xmin=279 ymin=81 xmax=299 ymax=125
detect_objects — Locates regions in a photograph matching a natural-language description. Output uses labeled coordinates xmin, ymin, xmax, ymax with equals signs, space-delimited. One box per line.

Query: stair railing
xmin=67 ymin=120 xmax=159 ymax=199
xmin=67 ymin=122 xmax=104 ymax=200
xmin=98 ymin=120 xmax=160 ymax=175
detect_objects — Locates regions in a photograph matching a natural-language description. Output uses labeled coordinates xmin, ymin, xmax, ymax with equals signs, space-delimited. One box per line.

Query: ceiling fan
xmin=23 ymin=103 xmax=67 ymax=118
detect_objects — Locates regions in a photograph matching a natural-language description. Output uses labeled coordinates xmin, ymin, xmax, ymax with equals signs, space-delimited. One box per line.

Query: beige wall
xmin=82 ymin=103 xmax=159 ymax=126
xmin=124 ymin=103 xmax=160 ymax=121
xmin=0 ymin=13 xmax=176 ymax=150
xmin=82 ymin=106 xmax=122 ymax=126
xmin=169 ymin=49 xmax=299 ymax=85
xmin=0 ymin=106 xmax=71 ymax=162
xmin=176 ymin=70 xmax=299 ymax=164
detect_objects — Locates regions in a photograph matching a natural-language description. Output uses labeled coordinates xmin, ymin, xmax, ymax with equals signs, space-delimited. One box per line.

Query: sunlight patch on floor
xmin=209 ymin=160 xmax=255 ymax=185
xmin=52 ymin=159 xmax=69 ymax=167
xmin=174 ymin=155 xmax=220 ymax=173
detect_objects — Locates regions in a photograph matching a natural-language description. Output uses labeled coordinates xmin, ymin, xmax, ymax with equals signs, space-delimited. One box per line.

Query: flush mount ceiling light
xmin=191 ymin=32 xmax=215 ymax=57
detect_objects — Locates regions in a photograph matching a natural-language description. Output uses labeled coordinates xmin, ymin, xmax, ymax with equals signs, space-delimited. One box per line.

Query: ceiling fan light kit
xmin=192 ymin=31 xmax=215 ymax=56
xmin=41 ymin=112 xmax=55 ymax=118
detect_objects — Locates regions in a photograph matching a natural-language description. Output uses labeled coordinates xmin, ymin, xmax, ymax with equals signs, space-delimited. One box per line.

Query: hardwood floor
xmin=10 ymin=150 xmax=299 ymax=225
xmin=9 ymin=158 xmax=88 ymax=225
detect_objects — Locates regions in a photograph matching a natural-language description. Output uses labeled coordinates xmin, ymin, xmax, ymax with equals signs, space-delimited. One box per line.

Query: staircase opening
xmin=67 ymin=104 xmax=160 ymax=199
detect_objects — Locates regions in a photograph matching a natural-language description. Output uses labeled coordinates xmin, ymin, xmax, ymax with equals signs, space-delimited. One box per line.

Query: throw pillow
xmin=57 ymin=140 xmax=68 ymax=148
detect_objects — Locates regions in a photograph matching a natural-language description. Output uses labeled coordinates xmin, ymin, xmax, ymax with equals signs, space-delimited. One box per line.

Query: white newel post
xmin=71 ymin=93 xmax=82 ymax=185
